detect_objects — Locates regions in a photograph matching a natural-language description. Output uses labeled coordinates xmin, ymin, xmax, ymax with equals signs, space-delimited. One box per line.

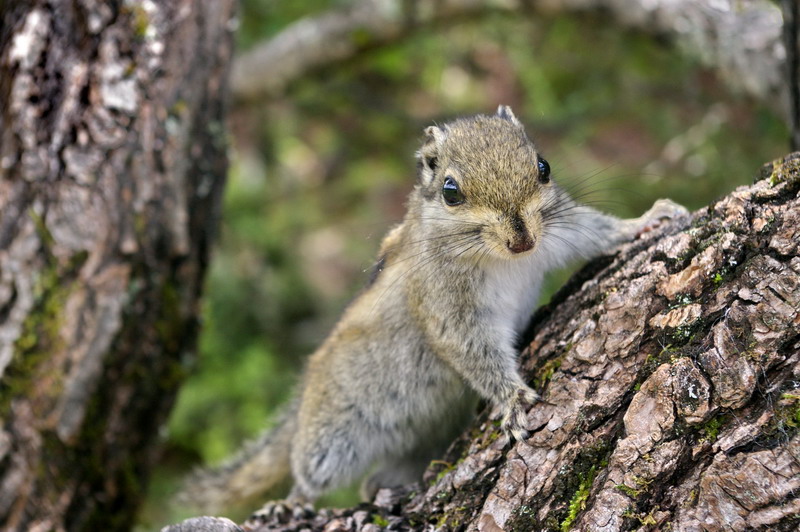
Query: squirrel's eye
xmin=537 ymin=157 xmax=551 ymax=183
xmin=442 ymin=176 xmax=465 ymax=206
xmin=426 ymin=156 xmax=438 ymax=172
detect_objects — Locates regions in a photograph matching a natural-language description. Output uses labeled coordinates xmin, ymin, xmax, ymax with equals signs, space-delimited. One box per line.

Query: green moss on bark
xmin=0 ymin=250 xmax=87 ymax=414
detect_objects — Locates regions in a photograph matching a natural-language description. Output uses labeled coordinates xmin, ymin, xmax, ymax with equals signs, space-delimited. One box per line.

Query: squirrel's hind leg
xmin=248 ymin=486 xmax=315 ymax=525
xmin=290 ymin=414 xmax=380 ymax=502
xmin=360 ymin=397 xmax=476 ymax=501
xmin=360 ymin=454 xmax=430 ymax=501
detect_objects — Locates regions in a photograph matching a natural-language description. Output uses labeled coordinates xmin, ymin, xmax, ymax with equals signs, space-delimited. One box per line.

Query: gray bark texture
xmin=167 ymin=153 xmax=800 ymax=531
xmin=0 ymin=0 xmax=235 ymax=530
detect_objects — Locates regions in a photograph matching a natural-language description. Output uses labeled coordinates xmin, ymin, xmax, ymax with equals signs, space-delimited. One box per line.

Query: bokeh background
xmin=138 ymin=0 xmax=788 ymax=527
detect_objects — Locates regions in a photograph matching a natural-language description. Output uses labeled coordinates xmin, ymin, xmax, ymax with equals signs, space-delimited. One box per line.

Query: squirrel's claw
xmin=250 ymin=499 xmax=314 ymax=525
xmin=500 ymin=386 xmax=544 ymax=441
xmin=502 ymin=405 xmax=529 ymax=441
xmin=519 ymin=386 xmax=543 ymax=406
xmin=637 ymin=198 xmax=689 ymax=236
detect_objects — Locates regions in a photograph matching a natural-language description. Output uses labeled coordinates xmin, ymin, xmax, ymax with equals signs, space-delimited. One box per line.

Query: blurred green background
xmin=138 ymin=0 xmax=788 ymax=528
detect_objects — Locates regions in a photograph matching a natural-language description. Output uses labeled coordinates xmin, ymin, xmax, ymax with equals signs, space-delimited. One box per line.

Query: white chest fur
xmin=480 ymin=254 xmax=544 ymax=342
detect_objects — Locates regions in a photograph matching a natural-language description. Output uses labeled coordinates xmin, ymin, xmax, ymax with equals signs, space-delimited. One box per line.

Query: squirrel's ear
xmin=416 ymin=125 xmax=445 ymax=187
xmin=423 ymin=125 xmax=446 ymax=146
xmin=496 ymin=105 xmax=522 ymax=126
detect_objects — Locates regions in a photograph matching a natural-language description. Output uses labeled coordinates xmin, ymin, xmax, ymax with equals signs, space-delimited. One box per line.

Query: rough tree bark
xmin=169 ymin=154 xmax=800 ymax=532
xmin=0 ymin=1 xmax=235 ymax=530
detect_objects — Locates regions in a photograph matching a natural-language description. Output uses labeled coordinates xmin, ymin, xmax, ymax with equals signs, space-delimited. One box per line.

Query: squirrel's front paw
xmin=638 ymin=199 xmax=688 ymax=235
xmin=249 ymin=499 xmax=314 ymax=525
xmin=500 ymin=387 xmax=541 ymax=441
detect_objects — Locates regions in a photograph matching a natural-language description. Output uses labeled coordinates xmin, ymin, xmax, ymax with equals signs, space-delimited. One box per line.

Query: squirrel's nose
xmin=507 ymin=235 xmax=534 ymax=254
xmin=507 ymin=213 xmax=534 ymax=254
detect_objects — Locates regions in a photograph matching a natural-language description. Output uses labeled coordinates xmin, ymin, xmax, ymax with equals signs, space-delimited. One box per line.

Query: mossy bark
xmin=0 ymin=1 xmax=235 ymax=530
xmin=171 ymin=155 xmax=800 ymax=531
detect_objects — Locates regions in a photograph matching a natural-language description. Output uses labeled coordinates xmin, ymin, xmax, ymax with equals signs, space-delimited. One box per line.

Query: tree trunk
xmin=0 ymin=1 xmax=235 ymax=530
xmin=169 ymin=154 xmax=800 ymax=531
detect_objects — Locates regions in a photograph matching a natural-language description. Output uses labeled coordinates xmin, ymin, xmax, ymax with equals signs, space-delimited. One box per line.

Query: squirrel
xmin=180 ymin=105 xmax=685 ymax=514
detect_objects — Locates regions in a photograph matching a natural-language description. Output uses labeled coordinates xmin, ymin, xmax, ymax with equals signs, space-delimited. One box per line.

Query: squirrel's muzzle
xmin=506 ymin=213 xmax=535 ymax=254
xmin=507 ymin=235 xmax=535 ymax=254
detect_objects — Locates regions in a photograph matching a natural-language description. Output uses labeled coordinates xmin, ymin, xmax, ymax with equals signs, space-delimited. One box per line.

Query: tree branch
xmin=232 ymin=0 xmax=787 ymax=114
xmin=230 ymin=0 xmax=517 ymax=103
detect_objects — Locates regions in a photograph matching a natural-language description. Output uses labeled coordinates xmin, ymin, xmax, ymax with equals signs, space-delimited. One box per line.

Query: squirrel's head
xmin=414 ymin=105 xmax=553 ymax=260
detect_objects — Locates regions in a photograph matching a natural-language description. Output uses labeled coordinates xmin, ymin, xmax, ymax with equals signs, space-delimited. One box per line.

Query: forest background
xmin=140 ymin=0 xmax=789 ymax=528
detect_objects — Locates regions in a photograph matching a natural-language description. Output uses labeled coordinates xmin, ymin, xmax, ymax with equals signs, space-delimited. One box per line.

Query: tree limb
xmin=232 ymin=0 xmax=787 ymax=114
xmin=230 ymin=0 xmax=517 ymax=103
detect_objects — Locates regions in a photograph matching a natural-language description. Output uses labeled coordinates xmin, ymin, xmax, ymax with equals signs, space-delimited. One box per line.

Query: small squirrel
xmin=181 ymin=106 xmax=685 ymax=514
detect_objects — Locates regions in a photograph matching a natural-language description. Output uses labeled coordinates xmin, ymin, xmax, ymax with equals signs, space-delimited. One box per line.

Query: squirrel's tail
xmin=176 ymin=402 xmax=297 ymax=514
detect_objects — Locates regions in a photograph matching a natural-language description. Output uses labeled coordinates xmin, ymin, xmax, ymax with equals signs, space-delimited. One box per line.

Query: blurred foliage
xmin=139 ymin=0 xmax=788 ymax=528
